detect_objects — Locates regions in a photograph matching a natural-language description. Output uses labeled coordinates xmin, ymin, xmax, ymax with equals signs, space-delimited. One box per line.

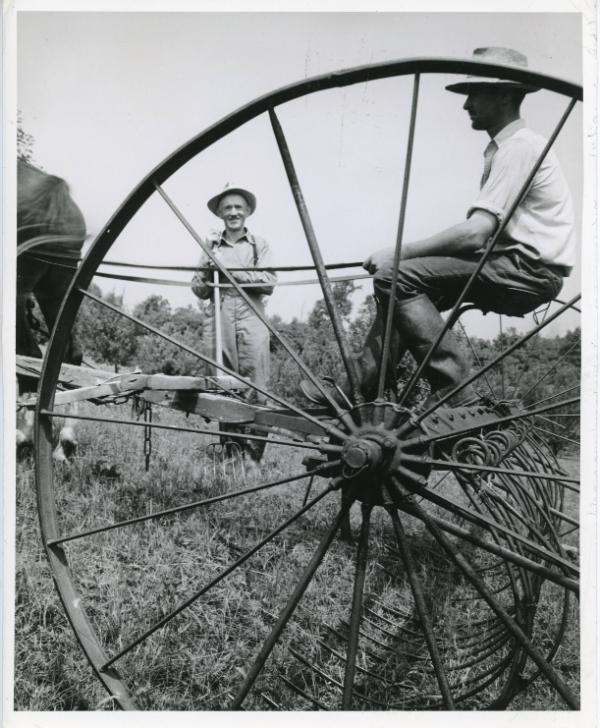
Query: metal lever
xmin=213 ymin=269 xmax=224 ymax=367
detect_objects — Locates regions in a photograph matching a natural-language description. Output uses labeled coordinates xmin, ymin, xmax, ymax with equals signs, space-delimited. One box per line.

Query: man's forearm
xmin=402 ymin=220 xmax=487 ymax=259
xmin=363 ymin=212 xmax=497 ymax=276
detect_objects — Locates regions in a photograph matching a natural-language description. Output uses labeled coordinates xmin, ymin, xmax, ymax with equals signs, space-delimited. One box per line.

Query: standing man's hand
xmin=207 ymin=247 xmax=226 ymax=269
xmin=363 ymin=247 xmax=397 ymax=277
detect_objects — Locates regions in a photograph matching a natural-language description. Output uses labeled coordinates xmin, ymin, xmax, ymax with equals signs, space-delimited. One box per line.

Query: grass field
xmin=14 ymin=401 xmax=580 ymax=711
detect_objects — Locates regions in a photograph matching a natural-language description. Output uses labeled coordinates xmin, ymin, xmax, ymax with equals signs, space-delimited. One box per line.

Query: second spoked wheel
xmin=35 ymin=57 xmax=581 ymax=710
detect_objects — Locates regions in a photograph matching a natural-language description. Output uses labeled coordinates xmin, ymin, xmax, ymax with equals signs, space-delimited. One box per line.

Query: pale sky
xmin=17 ymin=11 xmax=583 ymax=337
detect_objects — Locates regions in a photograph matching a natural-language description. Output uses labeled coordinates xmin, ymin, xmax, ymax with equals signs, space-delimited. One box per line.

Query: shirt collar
xmin=217 ymin=227 xmax=254 ymax=246
xmin=493 ymin=118 xmax=526 ymax=147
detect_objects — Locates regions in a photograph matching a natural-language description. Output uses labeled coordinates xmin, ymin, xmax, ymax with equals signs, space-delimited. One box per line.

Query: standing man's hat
xmin=207 ymin=183 xmax=257 ymax=216
xmin=445 ymin=47 xmax=540 ymax=95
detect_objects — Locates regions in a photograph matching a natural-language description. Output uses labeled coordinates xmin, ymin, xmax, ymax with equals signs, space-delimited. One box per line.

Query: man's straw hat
xmin=445 ymin=47 xmax=540 ymax=95
xmin=207 ymin=183 xmax=257 ymax=216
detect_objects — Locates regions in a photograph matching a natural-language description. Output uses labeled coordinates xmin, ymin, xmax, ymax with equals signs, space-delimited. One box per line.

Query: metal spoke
xmin=403 ymin=455 xmax=579 ymax=485
xmin=386 ymin=502 xmax=455 ymax=708
xmin=540 ymin=414 xmax=580 ymax=418
xmin=394 ymin=476 xmax=578 ymax=574
xmin=268 ymin=107 xmax=361 ymax=404
xmin=341 ymin=502 xmax=372 ymax=708
xmin=289 ymin=645 xmax=388 ymax=708
xmin=230 ymin=493 xmax=353 ymax=707
xmin=397 ymin=97 xmax=578 ymax=408
xmin=531 ymin=425 xmax=580 ymax=448
xmin=78 ymin=287 xmax=349 ymax=443
xmin=153 ymin=182 xmax=357 ymax=430
xmin=302 ymin=475 xmax=316 ymax=507
xmin=392 ymin=485 xmax=578 ymax=592
xmin=389 ymin=480 xmax=579 ymax=709
xmin=537 ymin=414 xmax=568 ymax=430
xmin=527 ymin=384 xmax=580 ymax=409
xmin=101 ymin=482 xmax=337 ymax=670
xmin=47 ymin=465 xmax=337 ymax=546
xmin=377 ymin=73 xmax=420 ymax=399
xmin=457 ymin=319 xmax=498 ymax=400
xmin=499 ymin=315 xmax=506 ymax=398
xmin=42 ymin=407 xmax=342 ymax=454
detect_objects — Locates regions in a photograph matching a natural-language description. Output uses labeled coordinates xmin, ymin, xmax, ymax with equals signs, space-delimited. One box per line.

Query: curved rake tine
xmin=447 ymin=632 xmax=512 ymax=671
xmin=392 ymin=484 xmax=578 ymax=593
xmin=231 ymin=490 xmax=353 ymax=708
xmin=385 ymin=501 xmax=455 ymax=708
xmin=78 ymin=288 xmax=349 ymax=443
xmin=398 ymin=293 xmax=581 ymax=433
xmin=449 ymin=475 xmax=528 ymax=606
xmin=389 ymin=480 xmax=579 ymax=709
xmin=342 ymin=502 xmax=372 ymax=709
xmin=47 ymin=464 xmax=338 ymax=546
xmin=155 ymin=182 xmax=357 ymax=431
xmin=101 ymin=482 xmax=337 ymax=670
xmin=511 ymin=589 xmax=574 ymax=700
xmin=278 ymin=674 xmax=329 ymax=710
xmin=377 ymin=73 xmax=420 ymax=400
xmin=397 ymin=96 xmax=578 ymax=409
xmin=315 ymin=639 xmax=396 ymax=687
xmin=549 ymin=508 xmax=579 ymax=529
xmin=268 ymin=107 xmax=361 ymax=406
xmin=398 ymin=476 xmax=578 ymax=575
xmin=290 ymin=645 xmax=390 ymax=709
xmin=324 ymin=623 xmax=386 ymax=665
xmin=485 ymin=471 xmax=565 ymax=554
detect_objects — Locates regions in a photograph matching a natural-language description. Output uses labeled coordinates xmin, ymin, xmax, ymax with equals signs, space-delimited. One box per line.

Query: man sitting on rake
xmin=302 ymin=47 xmax=576 ymax=410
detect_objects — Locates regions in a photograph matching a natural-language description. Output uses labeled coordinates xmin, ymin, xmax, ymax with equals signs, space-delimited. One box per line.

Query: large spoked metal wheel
xmin=35 ymin=58 xmax=581 ymax=710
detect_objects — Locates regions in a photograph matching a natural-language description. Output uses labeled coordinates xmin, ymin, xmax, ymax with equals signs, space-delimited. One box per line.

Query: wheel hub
xmin=341 ymin=433 xmax=389 ymax=476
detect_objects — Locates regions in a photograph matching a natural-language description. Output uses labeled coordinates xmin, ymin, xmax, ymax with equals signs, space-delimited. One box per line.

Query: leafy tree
xmin=133 ymin=295 xmax=173 ymax=329
xmin=17 ymin=111 xmax=35 ymax=163
xmin=75 ymin=286 xmax=138 ymax=372
xmin=134 ymin=297 xmax=205 ymax=375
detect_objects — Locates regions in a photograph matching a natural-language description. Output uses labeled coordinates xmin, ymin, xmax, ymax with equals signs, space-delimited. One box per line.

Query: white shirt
xmin=468 ymin=119 xmax=576 ymax=271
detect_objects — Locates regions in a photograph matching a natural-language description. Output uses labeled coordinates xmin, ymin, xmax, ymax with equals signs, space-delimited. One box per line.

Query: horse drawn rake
xmin=24 ymin=57 xmax=581 ymax=710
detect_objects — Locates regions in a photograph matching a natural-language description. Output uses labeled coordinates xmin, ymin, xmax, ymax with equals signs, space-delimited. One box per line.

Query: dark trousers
xmin=374 ymin=251 xmax=564 ymax=316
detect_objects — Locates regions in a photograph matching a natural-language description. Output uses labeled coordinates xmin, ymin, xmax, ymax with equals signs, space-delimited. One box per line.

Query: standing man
xmin=303 ymin=47 xmax=576 ymax=408
xmin=192 ymin=183 xmax=277 ymax=461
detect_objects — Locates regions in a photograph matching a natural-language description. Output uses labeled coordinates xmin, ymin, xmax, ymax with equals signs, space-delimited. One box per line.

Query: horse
xmin=17 ymin=159 xmax=87 ymax=461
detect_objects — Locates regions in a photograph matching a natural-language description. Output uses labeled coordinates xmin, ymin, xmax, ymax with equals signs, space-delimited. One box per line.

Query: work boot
xmin=299 ymin=315 xmax=405 ymax=406
xmin=392 ymin=294 xmax=477 ymax=408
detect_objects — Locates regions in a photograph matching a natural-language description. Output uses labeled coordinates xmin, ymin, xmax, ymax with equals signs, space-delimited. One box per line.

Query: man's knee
xmin=373 ymin=274 xmax=421 ymax=304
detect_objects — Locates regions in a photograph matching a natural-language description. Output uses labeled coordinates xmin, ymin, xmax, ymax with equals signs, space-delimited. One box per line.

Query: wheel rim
xmin=34 ymin=57 xmax=581 ymax=710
